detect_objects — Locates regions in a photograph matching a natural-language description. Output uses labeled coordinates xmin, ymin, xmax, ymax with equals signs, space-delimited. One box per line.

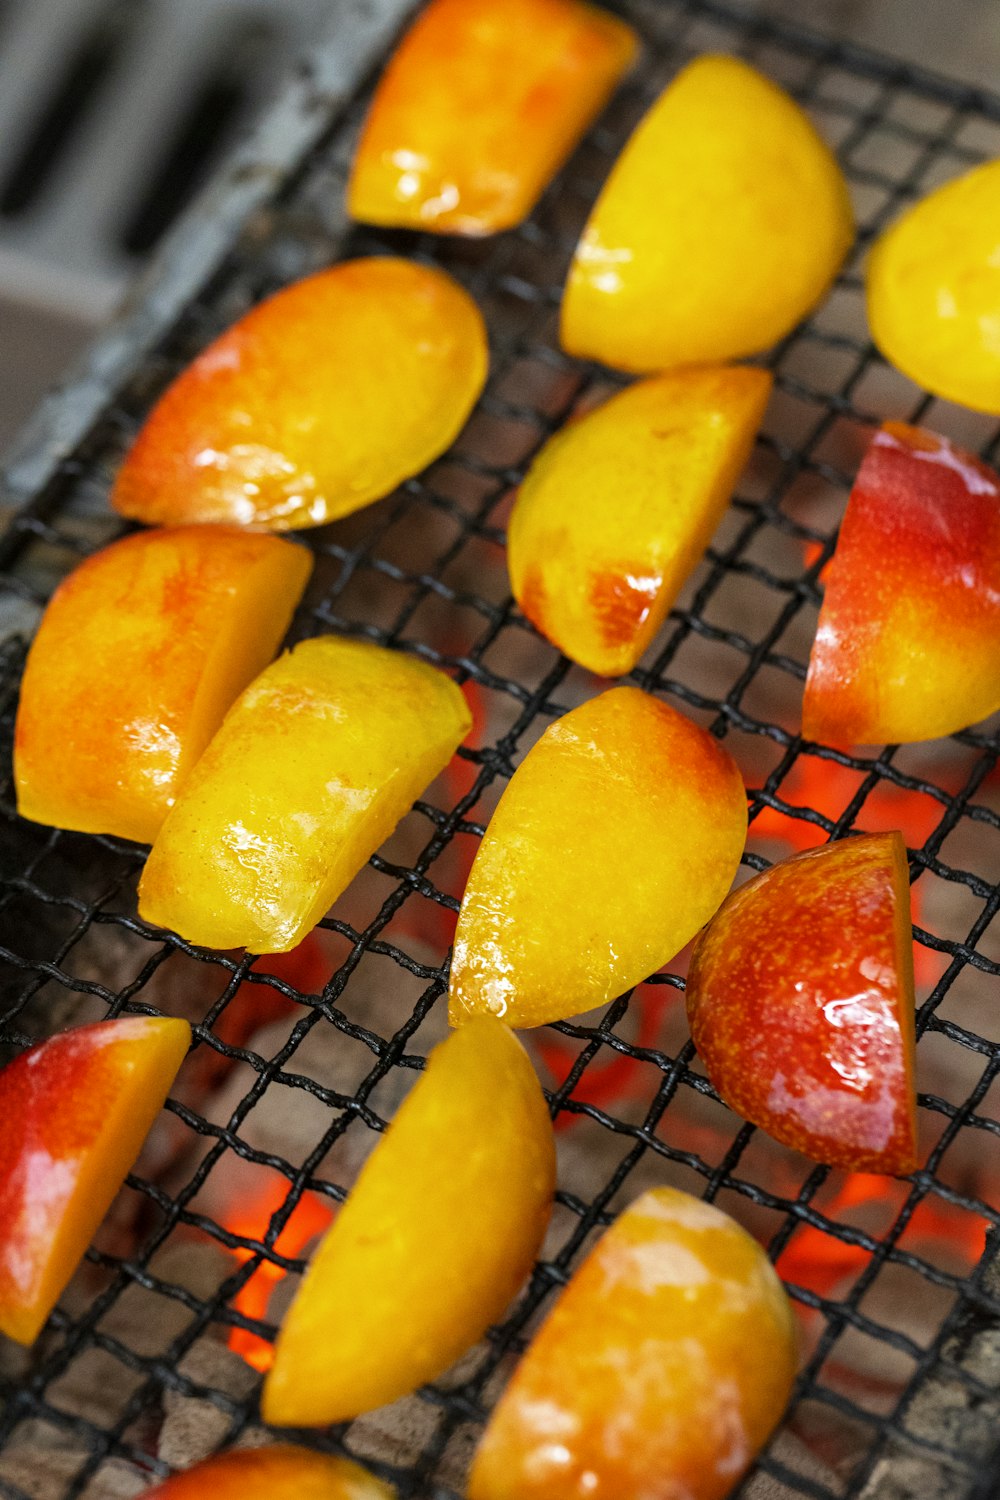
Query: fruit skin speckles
xmin=803 ymin=421 xmax=1000 ymax=746
xmin=686 ymin=832 xmax=917 ymax=1176
xmin=449 ymin=686 xmax=747 ymax=1029
xmin=466 ymin=1186 xmax=797 ymax=1500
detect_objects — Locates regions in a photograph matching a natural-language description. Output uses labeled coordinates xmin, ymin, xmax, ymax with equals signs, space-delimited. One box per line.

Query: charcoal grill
xmin=3 ymin=1 xmax=1000 ymax=1496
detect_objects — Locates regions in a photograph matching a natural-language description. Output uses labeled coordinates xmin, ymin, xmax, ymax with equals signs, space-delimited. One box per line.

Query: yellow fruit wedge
xmin=509 ymin=366 xmax=772 ymax=674
xmin=138 ymin=637 xmax=471 ymax=953
xmin=561 ymin=54 xmax=853 ymax=371
xmin=449 ymin=687 xmax=746 ymax=1028
xmin=262 ymin=1018 xmax=554 ymax=1425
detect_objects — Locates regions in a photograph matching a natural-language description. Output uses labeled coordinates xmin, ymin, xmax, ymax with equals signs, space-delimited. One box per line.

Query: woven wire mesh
xmin=2 ymin=1 xmax=1000 ymax=1496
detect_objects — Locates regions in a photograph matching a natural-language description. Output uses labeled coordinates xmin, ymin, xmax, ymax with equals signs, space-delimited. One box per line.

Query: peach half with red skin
xmin=14 ymin=525 xmax=311 ymax=844
xmin=348 ymin=0 xmax=637 ymax=236
xmin=686 ymin=832 xmax=917 ymax=1175
xmin=803 ymin=421 xmax=1000 ymax=746
xmin=509 ymin=365 xmax=772 ymax=675
xmin=466 ymin=1186 xmax=797 ymax=1500
xmin=111 ymin=258 xmax=488 ymax=531
xmin=144 ymin=1446 xmax=394 ymax=1499
xmin=448 ymin=687 xmax=747 ymax=1029
xmin=0 ymin=1016 xmax=191 ymax=1345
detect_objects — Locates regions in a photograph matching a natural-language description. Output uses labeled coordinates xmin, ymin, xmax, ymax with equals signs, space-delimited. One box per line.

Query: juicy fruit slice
xmin=14 ymin=526 xmax=311 ymax=844
xmin=262 ymin=1018 xmax=555 ymax=1425
xmin=111 ymin=258 xmax=488 ymax=530
xmin=867 ymin=159 xmax=1000 ymax=413
xmin=467 ymin=1186 xmax=797 ymax=1500
xmin=686 ymin=833 xmax=917 ymax=1175
xmin=562 ymin=54 xmax=853 ymax=371
xmin=138 ymin=636 xmax=471 ymax=953
xmin=348 ymin=0 xmax=637 ymax=236
xmin=0 ymin=1016 xmax=190 ymax=1344
xmin=803 ymin=422 xmax=1000 ymax=746
xmin=144 ymin=1446 xmax=394 ymax=1499
xmin=509 ymin=366 xmax=772 ymax=674
xmin=449 ymin=687 xmax=746 ymax=1028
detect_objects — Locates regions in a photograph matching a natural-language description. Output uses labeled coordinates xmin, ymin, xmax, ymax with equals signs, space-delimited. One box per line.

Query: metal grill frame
xmin=3 ymin=1 xmax=1000 ymax=1497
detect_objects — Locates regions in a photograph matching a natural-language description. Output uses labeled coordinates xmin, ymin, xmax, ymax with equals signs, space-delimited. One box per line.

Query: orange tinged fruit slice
xmin=562 ymin=54 xmax=853 ymax=371
xmin=348 ymin=0 xmax=637 ymax=235
xmin=867 ymin=159 xmax=1000 ymax=413
xmin=262 ymin=1018 xmax=554 ymax=1426
xmin=509 ymin=366 xmax=772 ymax=674
xmin=14 ymin=526 xmax=311 ymax=844
xmin=686 ymin=833 xmax=917 ymax=1175
xmin=449 ymin=687 xmax=746 ymax=1028
xmin=466 ymin=1186 xmax=797 ymax=1500
xmin=138 ymin=636 xmax=471 ymax=953
xmin=0 ymin=1016 xmax=190 ymax=1345
xmin=144 ymin=1446 xmax=394 ymax=1499
xmin=803 ymin=422 xmax=1000 ymax=745
xmin=112 ymin=258 xmax=488 ymax=530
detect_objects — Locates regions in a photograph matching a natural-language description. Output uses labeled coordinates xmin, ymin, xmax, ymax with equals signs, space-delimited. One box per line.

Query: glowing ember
xmin=535 ymin=981 xmax=677 ymax=1125
xmin=226 ymin=1176 xmax=334 ymax=1372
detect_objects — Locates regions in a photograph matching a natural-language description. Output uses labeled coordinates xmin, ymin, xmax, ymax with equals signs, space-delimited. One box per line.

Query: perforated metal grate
xmin=2 ymin=2 xmax=1000 ymax=1497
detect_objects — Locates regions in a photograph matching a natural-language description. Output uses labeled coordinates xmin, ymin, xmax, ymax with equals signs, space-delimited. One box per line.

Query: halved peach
xmin=867 ymin=158 xmax=1000 ymax=413
xmin=262 ymin=1017 xmax=554 ymax=1426
xmin=509 ymin=366 xmax=772 ymax=674
xmin=138 ymin=636 xmax=471 ymax=953
xmin=348 ymin=0 xmax=637 ymax=235
xmin=561 ymin=54 xmax=853 ymax=371
xmin=803 ymin=422 xmax=1000 ymax=745
xmin=686 ymin=833 xmax=917 ymax=1175
xmin=112 ymin=258 xmax=488 ymax=530
xmin=14 ymin=526 xmax=311 ymax=844
xmin=144 ymin=1446 xmax=394 ymax=1499
xmin=449 ymin=687 xmax=746 ymax=1029
xmin=0 ymin=1016 xmax=190 ymax=1344
xmin=467 ymin=1186 xmax=797 ymax=1500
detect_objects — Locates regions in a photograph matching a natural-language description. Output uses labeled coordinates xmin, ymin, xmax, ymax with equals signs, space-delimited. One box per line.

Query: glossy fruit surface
xmin=686 ymin=833 xmax=917 ymax=1175
xmin=349 ymin=0 xmax=637 ymax=235
xmin=467 ymin=1186 xmax=797 ymax=1500
xmin=509 ymin=366 xmax=772 ymax=674
xmin=449 ymin=687 xmax=746 ymax=1029
xmin=0 ymin=1016 xmax=190 ymax=1344
xmin=14 ymin=526 xmax=311 ymax=844
xmin=263 ymin=1018 xmax=554 ymax=1426
xmin=138 ymin=636 xmax=471 ymax=953
xmin=867 ymin=159 xmax=1000 ymax=413
xmin=144 ymin=1445 xmax=394 ymax=1499
xmin=112 ymin=258 xmax=488 ymax=530
xmin=803 ymin=422 xmax=1000 ymax=746
xmin=561 ymin=53 xmax=853 ymax=371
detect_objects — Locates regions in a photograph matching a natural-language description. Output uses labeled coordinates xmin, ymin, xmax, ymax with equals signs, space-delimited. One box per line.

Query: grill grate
xmin=2 ymin=1 xmax=1000 ymax=1497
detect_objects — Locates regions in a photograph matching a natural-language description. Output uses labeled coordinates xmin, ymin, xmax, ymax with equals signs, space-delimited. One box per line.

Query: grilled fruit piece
xmin=111 ymin=258 xmax=488 ymax=531
xmin=0 ymin=1017 xmax=190 ymax=1345
xmin=263 ymin=1018 xmax=555 ymax=1425
xmin=348 ymin=0 xmax=637 ymax=236
xmin=138 ymin=636 xmax=471 ymax=953
xmin=561 ymin=53 xmax=853 ymax=371
xmin=803 ymin=422 xmax=1000 ymax=746
xmin=144 ymin=1446 xmax=395 ymax=1499
xmin=509 ymin=366 xmax=772 ymax=674
xmin=449 ymin=688 xmax=746 ymax=1028
xmin=867 ymin=159 xmax=1000 ymax=414
xmin=686 ymin=833 xmax=917 ymax=1175
xmin=467 ymin=1186 xmax=797 ymax=1500
xmin=14 ymin=526 xmax=311 ymax=844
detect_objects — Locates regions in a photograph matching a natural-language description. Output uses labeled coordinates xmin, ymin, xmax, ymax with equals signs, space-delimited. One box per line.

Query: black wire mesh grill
xmin=2 ymin=1 xmax=1000 ymax=1496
